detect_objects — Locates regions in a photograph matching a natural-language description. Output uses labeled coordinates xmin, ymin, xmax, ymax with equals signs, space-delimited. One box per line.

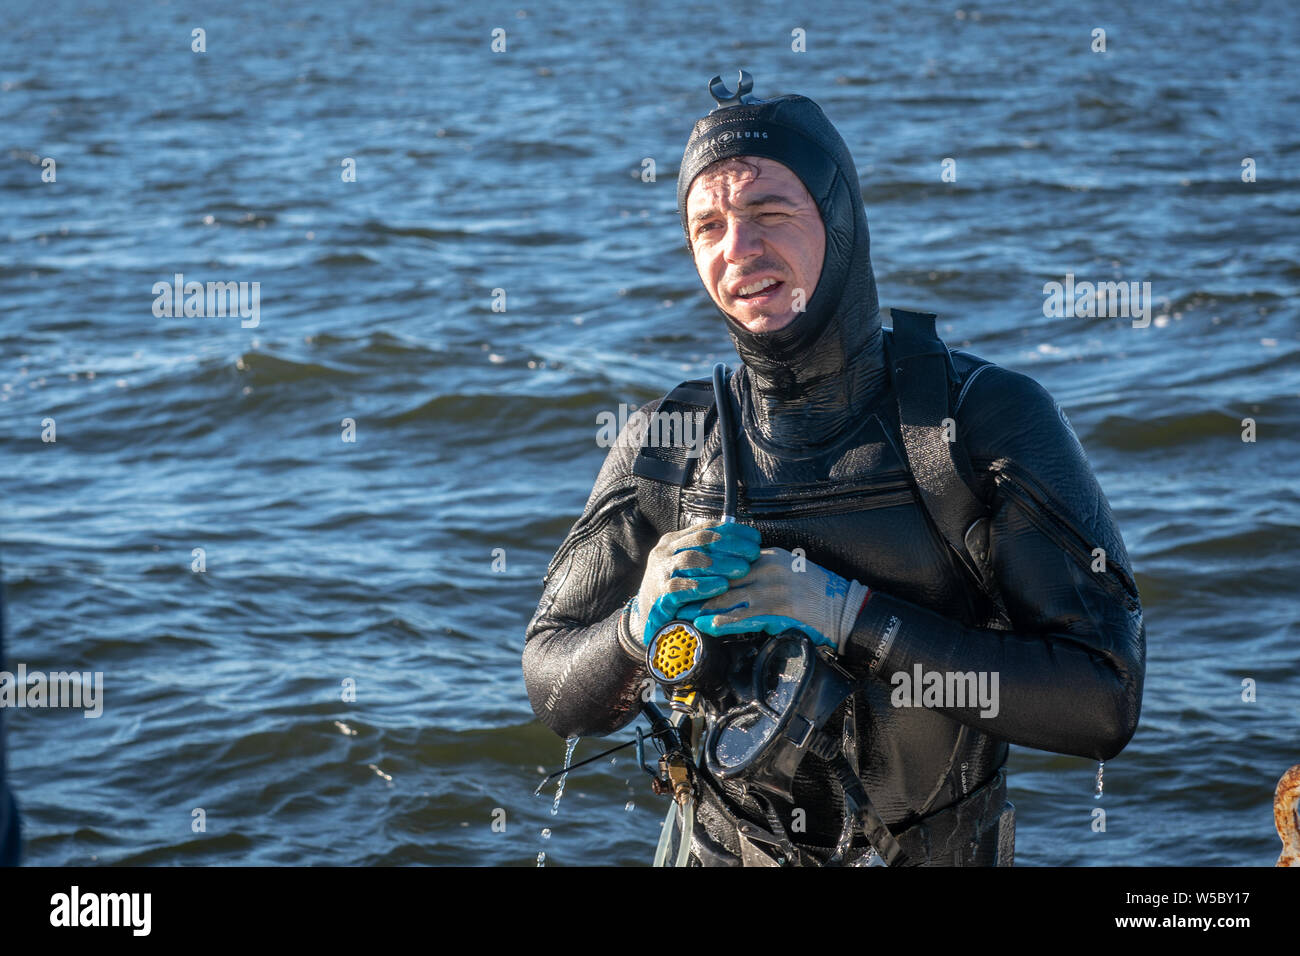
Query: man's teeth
xmin=737 ymin=278 xmax=779 ymax=297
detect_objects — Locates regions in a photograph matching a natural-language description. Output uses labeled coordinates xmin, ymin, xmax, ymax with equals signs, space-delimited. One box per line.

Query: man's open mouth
xmin=733 ymin=278 xmax=783 ymax=301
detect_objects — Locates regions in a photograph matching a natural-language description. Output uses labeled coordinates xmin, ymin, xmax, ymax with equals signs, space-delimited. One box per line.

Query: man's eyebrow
xmin=689 ymin=194 xmax=799 ymax=225
xmin=737 ymin=194 xmax=798 ymax=210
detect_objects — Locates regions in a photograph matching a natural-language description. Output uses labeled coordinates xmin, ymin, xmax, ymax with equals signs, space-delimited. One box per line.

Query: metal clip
xmin=660 ymin=752 xmax=695 ymax=806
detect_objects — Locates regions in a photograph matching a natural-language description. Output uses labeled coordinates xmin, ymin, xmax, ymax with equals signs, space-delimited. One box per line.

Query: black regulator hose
xmin=712 ymin=362 xmax=738 ymax=522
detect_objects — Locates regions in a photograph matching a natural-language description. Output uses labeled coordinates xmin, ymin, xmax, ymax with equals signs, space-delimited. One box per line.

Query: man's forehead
xmin=687 ymin=157 xmax=807 ymax=211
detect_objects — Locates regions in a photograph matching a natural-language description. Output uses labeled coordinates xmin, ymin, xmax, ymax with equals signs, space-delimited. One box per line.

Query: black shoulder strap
xmin=632 ymin=377 xmax=716 ymax=534
xmin=885 ymin=308 xmax=999 ymax=598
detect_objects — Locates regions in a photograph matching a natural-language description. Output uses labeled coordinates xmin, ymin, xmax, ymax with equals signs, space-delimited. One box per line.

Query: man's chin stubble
xmin=729 ymin=311 xmax=796 ymax=334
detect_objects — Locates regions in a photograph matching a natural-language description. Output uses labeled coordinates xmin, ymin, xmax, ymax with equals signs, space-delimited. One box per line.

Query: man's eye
xmin=696 ymin=222 xmax=720 ymax=236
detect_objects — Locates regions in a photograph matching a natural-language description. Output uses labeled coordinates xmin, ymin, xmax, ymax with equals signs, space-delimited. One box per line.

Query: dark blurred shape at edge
xmin=0 ymin=567 xmax=21 ymax=865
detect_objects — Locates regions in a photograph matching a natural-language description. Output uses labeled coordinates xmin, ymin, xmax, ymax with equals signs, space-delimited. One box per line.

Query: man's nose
xmin=721 ymin=216 xmax=762 ymax=263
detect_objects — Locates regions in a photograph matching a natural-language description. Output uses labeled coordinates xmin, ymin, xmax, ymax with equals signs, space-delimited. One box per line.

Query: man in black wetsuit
xmin=522 ymin=75 xmax=1145 ymax=866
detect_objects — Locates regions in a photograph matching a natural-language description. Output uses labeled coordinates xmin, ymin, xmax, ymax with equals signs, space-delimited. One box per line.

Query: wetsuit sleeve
xmin=844 ymin=365 xmax=1146 ymax=761
xmin=522 ymin=404 xmax=662 ymax=739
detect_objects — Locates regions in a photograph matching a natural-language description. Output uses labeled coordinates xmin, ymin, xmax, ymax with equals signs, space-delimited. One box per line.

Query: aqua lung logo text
xmin=707 ymin=129 xmax=770 ymax=150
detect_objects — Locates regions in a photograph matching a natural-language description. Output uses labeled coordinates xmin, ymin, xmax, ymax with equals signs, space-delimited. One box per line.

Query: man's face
xmin=686 ymin=157 xmax=825 ymax=334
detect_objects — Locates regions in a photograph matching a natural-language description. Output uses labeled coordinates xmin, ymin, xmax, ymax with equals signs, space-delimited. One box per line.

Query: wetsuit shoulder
xmin=847 ymin=357 xmax=1145 ymax=760
xmin=955 ymin=361 xmax=1138 ymax=601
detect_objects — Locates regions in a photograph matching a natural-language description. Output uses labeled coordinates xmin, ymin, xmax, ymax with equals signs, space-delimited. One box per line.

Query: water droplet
xmin=550 ymin=736 xmax=579 ymax=816
xmin=1094 ymin=761 xmax=1105 ymax=800
xmin=624 ymin=801 xmax=635 ymax=812
xmin=537 ymin=738 xmax=579 ymax=868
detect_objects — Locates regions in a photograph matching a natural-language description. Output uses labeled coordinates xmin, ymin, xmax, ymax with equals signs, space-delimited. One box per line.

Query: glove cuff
xmin=836 ymin=580 xmax=873 ymax=656
xmin=617 ymin=598 xmax=646 ymax=662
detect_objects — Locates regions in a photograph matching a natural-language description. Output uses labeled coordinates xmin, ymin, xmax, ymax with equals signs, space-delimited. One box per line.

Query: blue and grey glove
xmin=626 ymin=522 xmax=762 ymax=648
xmin=688 ymin=547 xmax=871 ymax=653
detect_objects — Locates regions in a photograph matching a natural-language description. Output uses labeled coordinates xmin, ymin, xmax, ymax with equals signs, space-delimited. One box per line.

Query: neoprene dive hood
xmin=676 ymin=71 xmax=887 ymax=451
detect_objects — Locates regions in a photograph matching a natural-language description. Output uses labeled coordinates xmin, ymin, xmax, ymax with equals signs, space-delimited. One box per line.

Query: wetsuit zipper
xmin=992 ymin=465 xmax=1139 ymax=611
